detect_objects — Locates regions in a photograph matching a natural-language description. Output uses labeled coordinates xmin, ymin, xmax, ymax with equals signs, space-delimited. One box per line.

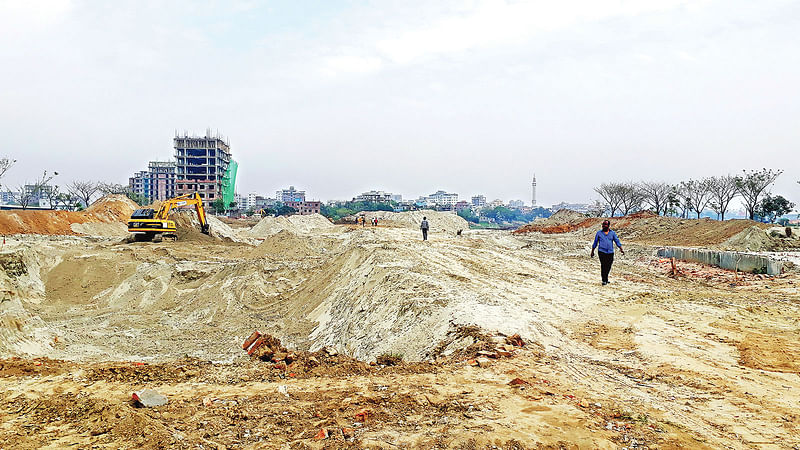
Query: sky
xmin=0 ymin=0 xmax=798 ymax=208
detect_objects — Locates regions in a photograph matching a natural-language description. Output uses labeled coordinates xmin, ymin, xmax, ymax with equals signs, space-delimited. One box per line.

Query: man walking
xmin=591 ymin=220 xmax=624 ymax=285
xmin=420 ymin=216 xmax=429 ymax=241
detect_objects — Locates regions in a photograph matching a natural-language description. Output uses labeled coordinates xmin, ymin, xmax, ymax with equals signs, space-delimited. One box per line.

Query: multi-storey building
xmin=284 ymin=200 xmax=321 ymax=215
xmin=276 ymin=186 xmax=305 ymax=203
xmin=353 ymin=190 xmax=393 ymax=203
xmin=174 ymin=131 xmax=237 ymax=205
xmin=427 ymin=190 xmax=458 ymax=209
xmin=509 ymin=199 xmax=525 ymax=208
xmin=129 ymin=171 xmax=150 ymax=201
xmin=471 ymin=195 xmax=486 ymax=207
xmin=148 ymin=161 xmax=176 ymax=202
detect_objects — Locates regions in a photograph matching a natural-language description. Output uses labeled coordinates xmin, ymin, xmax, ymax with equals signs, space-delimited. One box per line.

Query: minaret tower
xmin=531 ymin=174 xmax=537 ymax=208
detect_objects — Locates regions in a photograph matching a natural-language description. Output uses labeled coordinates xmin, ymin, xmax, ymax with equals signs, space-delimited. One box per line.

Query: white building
xmin=471 ymin=195 xmax=486 ymax=207
xmin=353 ymin=190 xmax=393 ymax=203
xmin=427 ymin=190 xmax=458 ymax=208
xmin=509 ymin=199 xmax=525 ymax=208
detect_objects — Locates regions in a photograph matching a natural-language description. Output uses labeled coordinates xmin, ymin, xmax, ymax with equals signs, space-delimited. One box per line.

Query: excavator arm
xmin=128 ymin=192 xmax=209 ymax=241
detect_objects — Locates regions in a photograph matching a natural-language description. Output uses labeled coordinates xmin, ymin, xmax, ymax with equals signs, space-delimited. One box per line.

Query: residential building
xmin=509 ymin=199 xmax=525 ymax=208
xmin=427 ymin=190 xmax=458 ymax=209
xmin=174 ymin=131 xmax=237 ymax=205
xmin=471 ymin=195 xmax=486 ymax=207
xmin=148 ymin=161 xmax=176 ymax=202
xmin=551 ymin=202 xmax=589 ymax=213
xmin=391 ymin=194 xmax=403 ymax=203
xmin=455 ymin=200 xmax=470 ymax=211
xmin=0 ymin=190 xmax=17 ymax=205
xmin=353 ymin=190 xmax=393 ymax=203
xmin=487 ymin=199 xmax=504 ymax=208
xmin=276 ymin=186 xmax=305 ymax=203
xmin=285 ymin=200 xmax=321 ymax=215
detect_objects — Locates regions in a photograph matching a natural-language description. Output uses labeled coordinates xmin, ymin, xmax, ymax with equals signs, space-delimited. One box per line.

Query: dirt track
xmin=0 ymin=218 xmax=798 ymax=448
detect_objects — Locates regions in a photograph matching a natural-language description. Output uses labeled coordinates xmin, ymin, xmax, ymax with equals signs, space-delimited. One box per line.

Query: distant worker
xmin=360 ymin=216 xmax=366 ymax=227
xmin=420 ymin=216 xmax=429 ymax=241
xmin=372 ymin=217 xmax=378 ymax=226
xmin=590 ymin=220 xmax=624 ymax=285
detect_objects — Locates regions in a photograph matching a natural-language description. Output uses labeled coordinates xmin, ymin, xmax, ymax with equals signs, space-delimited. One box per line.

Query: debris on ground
xmin=131 ymin=389 xmax=168 ymax=407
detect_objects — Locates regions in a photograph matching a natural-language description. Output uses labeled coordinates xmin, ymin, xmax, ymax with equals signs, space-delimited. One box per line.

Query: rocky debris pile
xmin=242 ymin=332 xmax=434 ymax=378
xmin=466 ymin=334 xmax=526 ymax=367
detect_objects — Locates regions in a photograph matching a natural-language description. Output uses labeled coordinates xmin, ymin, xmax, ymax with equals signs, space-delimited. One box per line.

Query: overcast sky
xmin=1 ymin=0 xmax=798 ymax=207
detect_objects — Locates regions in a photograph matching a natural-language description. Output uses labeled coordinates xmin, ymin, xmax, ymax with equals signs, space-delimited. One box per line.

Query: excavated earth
xmin=0 ymin=213 xmax=798 ymax=448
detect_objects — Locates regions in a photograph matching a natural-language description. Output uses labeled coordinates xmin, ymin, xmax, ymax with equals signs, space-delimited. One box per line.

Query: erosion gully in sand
xmin=0 ymin=204 xmax=798 ymax=448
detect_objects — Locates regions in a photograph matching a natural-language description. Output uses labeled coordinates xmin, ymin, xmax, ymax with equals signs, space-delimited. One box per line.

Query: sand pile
xmin=357 ymin=210 xmax=468 ymax=234
xmin=248 ymin=230 xmax=317 ymax=258
xmin=83 ymin=195 xmax=138 ymax=221
xmin=721 ymin=226 xmax=776 ymax=252
xmin=0 ymin=195 xmax=137 ymax=236
xmin=246 ymin=214 xmax=335 ymax=238
xmin=69 ymin=222 xmax=129 ymax=238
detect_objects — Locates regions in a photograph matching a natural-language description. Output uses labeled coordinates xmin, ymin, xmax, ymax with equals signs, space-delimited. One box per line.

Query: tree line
xmin=594 ymin=168 xmax=795 ymax=222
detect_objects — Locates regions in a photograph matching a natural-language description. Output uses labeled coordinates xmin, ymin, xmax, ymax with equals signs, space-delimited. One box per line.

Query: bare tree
xmin=638 ymin=181 xmax=671 ymax=215
xmin=11 ymin=185 xmax=37 ymax=209
xmin=10 ymin=170 xmax=58 ymax=210
xmin=0 ymin=157 xmax=16 ymax=182
xmin=594 ymin=183 xmax=625 ymax=217
xmin=735 ymin=169 xmax=782 ymax=220
xmin=619 ymin=182 xmax=644 ymax=216
xmin=67 ymin=180 xmax=99 ymax=207
xmin=680 ymin=178 xmax=713 ymax=219
xmin=707 ymin=175 xmax=739 ymax=221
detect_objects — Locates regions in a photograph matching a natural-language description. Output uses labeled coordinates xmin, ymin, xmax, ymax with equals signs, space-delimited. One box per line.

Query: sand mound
xmin=247 ymin=214 xmax=335 ymax=238
xmin=249 ymin=230 xmax=316 ymax=258
xmin=356 ymin=210 xmax=468 ymax=234
xmin=547 ymin=209 xmax=589 ymax=224
xmin=0 ymin=195 xmax=137 ymax=236
xmin=70 ymin=222 xmax=129 ymax=238
xmin=721 ymin=225 xmax=775 ymax=252
xmin=84 ymin=195 xmax=138 ymax=221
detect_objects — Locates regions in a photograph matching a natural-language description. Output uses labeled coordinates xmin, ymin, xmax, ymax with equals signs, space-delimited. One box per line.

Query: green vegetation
xmin=321 ymin=201 xmax=396 ymax=221
xmin=756 ymin=194 xmax=795 ymax=223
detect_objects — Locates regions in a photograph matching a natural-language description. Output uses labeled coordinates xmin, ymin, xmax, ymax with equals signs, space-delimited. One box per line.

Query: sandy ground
xmin=0 ymin=223 xmax=798 ymax=448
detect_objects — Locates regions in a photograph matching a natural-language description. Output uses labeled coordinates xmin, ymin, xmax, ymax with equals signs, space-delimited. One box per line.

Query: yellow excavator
xmin=127 ymin=192 xmax=209 ymax=242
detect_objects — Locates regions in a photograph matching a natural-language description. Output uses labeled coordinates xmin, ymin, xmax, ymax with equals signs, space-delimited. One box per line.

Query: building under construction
xmin=174 ymin=130 xmax=238 ymax=205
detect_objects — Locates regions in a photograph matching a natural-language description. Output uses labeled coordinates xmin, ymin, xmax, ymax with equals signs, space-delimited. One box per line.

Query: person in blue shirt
xmin=591 ymin=220 xmax=624 ymax=285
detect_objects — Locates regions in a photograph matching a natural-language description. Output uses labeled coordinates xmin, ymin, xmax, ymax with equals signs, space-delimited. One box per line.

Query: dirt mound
xmin=548 ymin=209 xmax=589 ymax=224
xmin=246 ymin=214 xmax=336 ymax=238
xmin=249 ymin=230 xmax=316 ymax=258
xmin=171 ymin=211 xmax=217 ymax=242
xmin=0 ymin=195 xmax=136 ymax=236
xmin=83 ymin=195 xmax=138 ymax=221
xmin=516 ymin=212 xmax=770 ymax=248
xmin=356 ymin=210 xmax=468 ymax=234
xmin=721 ymin=225 xmax=776 ymax=252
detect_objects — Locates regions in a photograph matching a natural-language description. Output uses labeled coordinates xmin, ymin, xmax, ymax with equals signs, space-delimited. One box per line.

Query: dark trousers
xmin=422 ymin=229 xmax=428 ymax=240
xmin=598 ymin=251 xmax=614 ymax=283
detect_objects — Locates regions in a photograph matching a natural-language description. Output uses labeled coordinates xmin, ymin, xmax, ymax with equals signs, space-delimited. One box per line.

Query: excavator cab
xmin=127 ymin=193 xmax=208 ymax=242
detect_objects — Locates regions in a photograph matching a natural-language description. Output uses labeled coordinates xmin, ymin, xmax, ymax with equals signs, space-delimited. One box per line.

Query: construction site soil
xmin=0 ymin=204 xmax=798 ymax=448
